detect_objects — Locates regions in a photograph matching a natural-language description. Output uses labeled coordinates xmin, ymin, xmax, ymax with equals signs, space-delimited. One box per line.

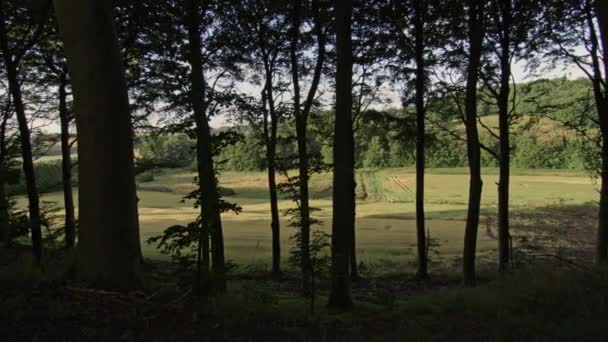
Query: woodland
xmin=1 ymin=0 xmax=608 ymax=340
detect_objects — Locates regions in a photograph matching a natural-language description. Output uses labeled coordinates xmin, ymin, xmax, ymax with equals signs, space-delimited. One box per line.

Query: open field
xmin=30 ymin=167 xmax=599 ymax=272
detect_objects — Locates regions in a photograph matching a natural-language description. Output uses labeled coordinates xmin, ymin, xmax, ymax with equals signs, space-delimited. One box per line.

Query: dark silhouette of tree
xmin=35 ymin=19 xmax=76 ymax=250
xmin=225 ymin=0 xmax=291 ymax=276
xmin=289 ymin=0 xmax=327 ymax=288
xmin=383 ymin=0 xmax=448 ymax=279
xmin=184 ymin=0 xmax=227 ymax=292
xmin=53 ymin=0 xmax=142 ymax=288
xmin=0 ymin=0 xmax=49 ymax=264
xmin=462 ymin=0 xmax=485 ymax=286
xmin=328 ymin=0 xmax=354 ymax=309
xmin=479 ymin=0 xmax=539 ymax=272
xmin=541 ymin=0 xmax=608 ymax=263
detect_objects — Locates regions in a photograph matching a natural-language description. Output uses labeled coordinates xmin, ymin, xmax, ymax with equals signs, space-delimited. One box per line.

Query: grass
xmin=25 ymin=167 xmax=599 ymax=273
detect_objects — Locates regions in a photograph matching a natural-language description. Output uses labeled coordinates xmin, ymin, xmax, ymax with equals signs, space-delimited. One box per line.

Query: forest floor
xmin=3 ymin=168 xmax=605 ymax=340
xmin=1 ymin=257 xmax=607 ymax=341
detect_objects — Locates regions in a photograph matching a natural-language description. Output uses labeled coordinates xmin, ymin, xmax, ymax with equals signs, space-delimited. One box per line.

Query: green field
xmin=32 ymin=167 xmax=599 ymax=272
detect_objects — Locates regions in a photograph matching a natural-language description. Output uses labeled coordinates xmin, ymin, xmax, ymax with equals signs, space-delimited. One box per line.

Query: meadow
xmin=32 ymin=167 xmax=599 ymax=273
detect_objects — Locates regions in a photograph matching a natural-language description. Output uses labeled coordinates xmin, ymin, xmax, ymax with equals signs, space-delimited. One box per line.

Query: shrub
xmin=137 ymin=133 xmax=195 ymax=168
xmin=7 ymin=159 xmax=76 ymax=196
xmin=136 ymin=170 xmax=155 ymax=183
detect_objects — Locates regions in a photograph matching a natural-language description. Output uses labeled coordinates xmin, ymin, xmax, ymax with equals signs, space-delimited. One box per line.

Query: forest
xmin=0 ymin=0 xmax=607 ymax=340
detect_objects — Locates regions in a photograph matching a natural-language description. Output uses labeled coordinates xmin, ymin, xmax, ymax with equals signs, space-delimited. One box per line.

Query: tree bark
xmin=290 ymin=0 xmax=310 ymax=286
xmin=58 ymin=71 xmax=76 ymax=249
xmin=413 ymin=0 xmax=428 ymax=279
xmin=54 ymin=0 xmax=142 ymax=289
xmin=0 ymin=9 xmax=43 ymax=265
xmin=261 ymin=58 xmax=282 ymax=277
xmin=267 ymin=152 xmax=281 ymax=275
xmin=290 ymin=0 xmax=325 ymax=286
xmin=496 ymin=0 xmax=512 ymax=272
xmin=184 ymin=0 xmax=226 ymax=292
xmin=328 ymin=0 xmax=354 ymax=309
xmin=0 ymin=181 xmax=9 ymax=246
xmin=595 ymin=0 xmax=608 ymax=263
xmin=0 ymin=106 xmax=10 ymax=246
xmin=462 ymin=0 xmax=484 ymax=286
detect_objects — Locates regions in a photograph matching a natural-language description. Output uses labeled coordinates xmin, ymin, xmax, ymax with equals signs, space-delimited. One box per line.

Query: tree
xmin=35 ymin=18 xmax=76 ymax=249
xmin=289 ymin=0 xmax=327 ymax=287
xmin=226 ymin=0 xmax=291 ymax=276
xmin=0 ymin=0 xmax=48 ymax=264
xmin=462 ymin=0 xmax=485 ymax=286
xmin=53 ymin=0 xmax=142 ymax=288
xmin=479 ymin=0 xmax=538 ymax=272
xmin=542 ymin=0 xmax=608 ymax=263
xmin=384 ymin=0 xmax=447 ymax=279
xmin=328 ymin=0 xmax=354 ymax=309
xmin=184 ymin=0 xmax=228 ymax=291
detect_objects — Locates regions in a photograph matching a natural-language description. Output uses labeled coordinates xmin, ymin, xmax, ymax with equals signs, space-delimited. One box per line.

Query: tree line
xmin=0 ymin=0 xmax=606 ymax=310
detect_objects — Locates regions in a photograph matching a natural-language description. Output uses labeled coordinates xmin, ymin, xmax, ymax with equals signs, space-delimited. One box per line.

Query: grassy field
xmin=31 ymin=167 xmax=599 ymax=272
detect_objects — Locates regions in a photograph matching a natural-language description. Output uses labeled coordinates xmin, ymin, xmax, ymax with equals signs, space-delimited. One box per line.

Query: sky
xmin=37 ymin=53 xmax=590 ymax=133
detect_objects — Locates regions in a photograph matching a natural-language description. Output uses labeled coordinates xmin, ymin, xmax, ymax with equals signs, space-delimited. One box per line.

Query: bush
xmin=137 ymin=133 xmax=195 ymax=169
xmin=136 ymin=170 xmax=155 ymax=183
xmin=7 ymin=159 xmax=76 ymax=196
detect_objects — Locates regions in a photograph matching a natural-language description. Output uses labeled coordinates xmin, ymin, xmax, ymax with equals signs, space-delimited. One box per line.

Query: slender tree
xmin=328 ymin=0 xmax=354 ymax=309
xmin=37 ymin=25 xmax=76 ymax=249
xmin=53 ymin=0 xmax=142 ymax=288
xmin=384 ymin=0 xmax=445 ymax=279
xmin=480 ymin=0 xmax=537 ymax=271
xmin=184 ymin=0 xmax=226 ymax=291
xmin=542 ymin=0 xmax=608 ymax=263
xmin=290 ymin=0 xmax=327 ymax=286
xmin=228 ymin=0 xmax=291 ymax=276
xmin=462 ymin=0 xmax=485 ymax=286
xmin=0 ymin=0 xmax=47 ymax=264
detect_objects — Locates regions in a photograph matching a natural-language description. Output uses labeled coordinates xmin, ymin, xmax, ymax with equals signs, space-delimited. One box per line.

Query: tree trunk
xmin=350 ymin=230 xmax=359 ymax=279
xmin=497 ymin=1 xmax=512 ymax=272
xmin=267 ymin=155 xmax=281 ymax=275
xmin=262 ymin=60 xmax=282 ymax=277
xmin=0 ymin=181 xmax=9 ymax=246
xmin=328 ymin=0 xmax=354 ymax=309
xmin=185 ymin=0 xmax=226 ymax=292
xmin=290 ymin=0 xmax=325 ymax=288
xmin=0 ymin=104 xmax=10 ymax=247
xmin=595 ymin=0 xmax=608 ymax=264
xmin=54 ymin=0 xmax=142 ymax=289
xmin=413 ymin=0 xmax=428 ymax=279
xmin=58 ymin=71 xmax=76 ymax=249
xmin=462 ymin=0 xmax=484 ymax=287
xmin=0 ymin=15 xmax=43 ymax=265
xmin=598 ymin=138 xmax=608 ymax=263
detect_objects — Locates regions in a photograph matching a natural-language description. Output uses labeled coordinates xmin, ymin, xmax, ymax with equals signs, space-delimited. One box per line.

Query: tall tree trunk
xmin=54 ymin=0 xmax=142 ymax=289
xmin=462 ymin=0 xmax=484 ymax=287
xmin=413 ymin=0 xmax=428 ymax=279
xmin=350 ymin=230 xmax=359 ymax=279
xmin=0 ymin=181 xmax=8 ymax=246
xmin=290 ymin=0 xmax=310 ymax=286
xmin=599 ymin=137 xmax=608 ymax=263
xmin=328 ymin=0 xmax=354 ymax=309
xmin=0 ymin=104 xmax=10 ymax=247
xmin=262 ymin=60 xmax=282 ymax=276
xmin=58 ymin=71 xmax=76 ymax=249
xmin=184 ymin=0 xmax=226 ymax=292
xmin=0 ymin=15 xmax=43 ymax=265
xmin=595 ymin=0 xmax=608 ymax=264
xmin=267 ymin=151 xmax=281 ymax=275
xmin=497 ymin=3 xmax=512 ymax=272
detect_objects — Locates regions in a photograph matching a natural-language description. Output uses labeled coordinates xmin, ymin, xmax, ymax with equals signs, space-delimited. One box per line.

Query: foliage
xmin=137 ymin=133 xmax=195 ymax=169
xmin=7 ymin=159 xmax=76 ymax=196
